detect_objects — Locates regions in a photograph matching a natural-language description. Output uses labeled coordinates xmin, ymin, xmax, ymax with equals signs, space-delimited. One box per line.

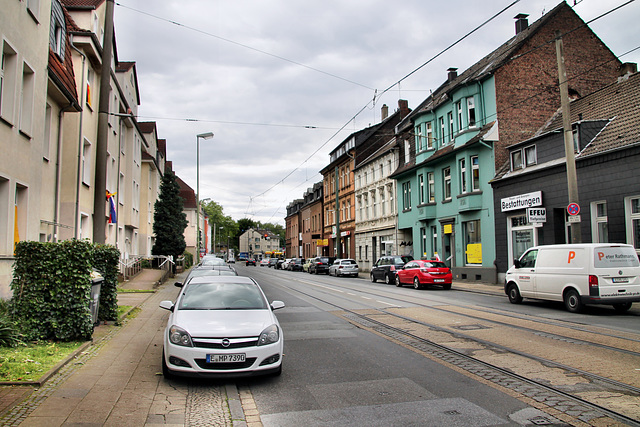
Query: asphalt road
xmin=236 ymin=264 xmax=566 ymax=426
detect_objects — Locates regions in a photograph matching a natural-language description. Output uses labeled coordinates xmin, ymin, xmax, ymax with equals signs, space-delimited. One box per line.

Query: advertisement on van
xmin=593 ymin=246 xmax=640 ymax=268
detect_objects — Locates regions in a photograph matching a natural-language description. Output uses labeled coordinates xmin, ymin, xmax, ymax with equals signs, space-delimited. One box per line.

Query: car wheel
xmin=507 ymin=283 xmax=522 ymax=304
xmin=413 ymin=276 xmax=422 ymax=290
xmin=370 ymin=273 xmax=377 ymax=283
xmin=442 ymin=283 xmax=452 ymax=290
xmin=162 ymin=350 xmax=174 ymax=379
xmin=564 ymin=289 xmax=583 ymax=313
xmin=613 ymin=302 xmax=632 ymax=313
xmin=395 ymin=275 xmax=402 ymax=287
xmin=385 ymin=274 xmax=392 ymax=285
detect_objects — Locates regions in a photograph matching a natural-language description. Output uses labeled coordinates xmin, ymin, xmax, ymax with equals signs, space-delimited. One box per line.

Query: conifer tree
xmin=152 ymin=169 xmax=188 ymax=260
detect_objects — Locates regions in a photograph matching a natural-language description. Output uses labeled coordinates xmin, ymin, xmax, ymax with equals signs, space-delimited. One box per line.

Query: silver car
xmin=328 ymin=259 xmax=359 ymax=277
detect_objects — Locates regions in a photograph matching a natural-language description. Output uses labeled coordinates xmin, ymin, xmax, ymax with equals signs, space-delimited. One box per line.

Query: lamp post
xmin=196 ymin=132 xmax=214 ymax=260
xmin=219 ymin=226 xmax=224 ymax=258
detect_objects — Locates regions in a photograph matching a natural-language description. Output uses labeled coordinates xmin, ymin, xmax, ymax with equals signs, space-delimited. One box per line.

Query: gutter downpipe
xmin=70 ymin=35 xmax=86 ymax=239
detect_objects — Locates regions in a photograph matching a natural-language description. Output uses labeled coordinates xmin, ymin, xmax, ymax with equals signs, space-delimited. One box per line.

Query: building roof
xmin=176 ymin=176 xmax=196 ymax=209
xmin=402 ymin=2 xmax=586 ymax=126
xmin=537 ymin=71 xmax=640 ymax=158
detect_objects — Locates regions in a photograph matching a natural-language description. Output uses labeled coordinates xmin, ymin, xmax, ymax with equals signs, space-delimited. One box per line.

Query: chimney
xmin=398 ymin=99 xmax=409 ymax=117
xmin=381 ymin=104 xmax=389 ymax=120
xmin=620 ymin=62 xmax=638 ymax=77
xmin=447 ymin=67 xmax=458 ymax=82
xmin=514 ymin=14 xmax=529 ymax=34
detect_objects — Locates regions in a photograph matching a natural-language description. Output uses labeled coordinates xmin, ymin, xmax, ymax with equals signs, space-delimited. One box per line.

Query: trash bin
xmin=90 ymin=269 xmax=104 ymax=325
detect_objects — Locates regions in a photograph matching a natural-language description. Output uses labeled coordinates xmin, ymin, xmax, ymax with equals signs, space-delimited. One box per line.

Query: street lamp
xmin=196 ymin=132 xmax=214 ymax=261
xmin=219 ymin=226 xmax=224 ymax=258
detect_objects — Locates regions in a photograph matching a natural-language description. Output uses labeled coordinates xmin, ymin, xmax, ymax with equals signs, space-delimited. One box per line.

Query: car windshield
xmin=178 ymin=282 xmax=268 ymax=310
xmin=317 ymin=257 xmax=329 ymax=263
xmin=201 ymin=257 xmax=226 ymax=266
xmin=186 ymin=269 xmax=238 ymax=282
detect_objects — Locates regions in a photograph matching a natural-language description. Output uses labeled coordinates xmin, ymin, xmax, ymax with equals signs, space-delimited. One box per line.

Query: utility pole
xmin=555 ymin=31 xmax=581 ymax=243
xmin=93 ymin=0 xmax=115 ymax=244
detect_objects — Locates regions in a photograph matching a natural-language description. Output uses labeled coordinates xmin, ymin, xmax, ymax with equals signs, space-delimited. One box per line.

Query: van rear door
xmin=592 ymin=245 xmax=640 ymax=302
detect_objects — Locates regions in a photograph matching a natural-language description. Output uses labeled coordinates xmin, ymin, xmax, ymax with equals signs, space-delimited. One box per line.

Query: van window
xmin=519 ymin=249 xmax=538 ymax=268
xmin=593 ymin=246 xmax=640 ymax=268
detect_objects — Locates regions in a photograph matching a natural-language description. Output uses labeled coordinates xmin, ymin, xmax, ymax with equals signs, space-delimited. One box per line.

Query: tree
xmin=202 ymin=199 xmax=238 ymax=252
xmin=152 ymin=169 xmax=188 ymax=259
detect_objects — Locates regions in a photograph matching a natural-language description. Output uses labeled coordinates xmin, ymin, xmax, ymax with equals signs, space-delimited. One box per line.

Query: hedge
xmin=10 ymin=240 xmax=120 ymax=342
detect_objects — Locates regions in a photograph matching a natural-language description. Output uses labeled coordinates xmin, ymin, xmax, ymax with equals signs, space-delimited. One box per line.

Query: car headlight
xmin=257 ymin=324 xmax=279 ymax=346
xmin=169 ymin=325 xmax=193 ymax=347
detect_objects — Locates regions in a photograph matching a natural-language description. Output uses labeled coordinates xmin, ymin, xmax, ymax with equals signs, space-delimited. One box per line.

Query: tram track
xmin=264 ymin=271 xmax=640 ymax=426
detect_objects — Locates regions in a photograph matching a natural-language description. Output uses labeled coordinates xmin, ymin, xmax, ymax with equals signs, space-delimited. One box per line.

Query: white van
xmin=505 ymin=244 xmax=640 ymax=313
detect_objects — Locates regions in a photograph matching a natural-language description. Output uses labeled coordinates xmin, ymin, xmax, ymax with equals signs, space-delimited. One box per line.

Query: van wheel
xmin=564 ymin=289 xmax=583 ymax=313
xmin=385 ymin=274 xmax=393 ymax=285
xmin=370 ymin=273 xmax=377 ymax=283
xmin=613 ymin=302 xmax=632 ymax=313
xmin=507 ymin=283 xmax=522 ymax=304
xmin=413 ymin=277 xmax=422 ymax=290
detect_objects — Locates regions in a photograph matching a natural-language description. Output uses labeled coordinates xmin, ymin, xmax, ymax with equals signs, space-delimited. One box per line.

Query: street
xmin=8 ymin=265 xmax=640 ymax=426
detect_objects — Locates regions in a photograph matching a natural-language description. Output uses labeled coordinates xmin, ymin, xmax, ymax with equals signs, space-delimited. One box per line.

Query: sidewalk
xmin=0 ymin=268 xmax=184 ymax=425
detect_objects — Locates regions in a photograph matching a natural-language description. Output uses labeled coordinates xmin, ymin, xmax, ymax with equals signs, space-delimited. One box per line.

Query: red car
xmin=396 ymin=260 xmax=452 ymax=290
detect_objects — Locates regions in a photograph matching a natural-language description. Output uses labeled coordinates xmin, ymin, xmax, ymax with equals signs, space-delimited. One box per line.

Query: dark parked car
xmin=288 ymin=258 xmax=304 ymax=271
xmin=370 ymin=255 xmax=414 ymax=284
xmin=246 ymin=258 xmax=256 ymax=266
xmin=268 ymin=258 xmax=278 ymax=268
xmin=309 ymin=257 xmax=334 ymax=274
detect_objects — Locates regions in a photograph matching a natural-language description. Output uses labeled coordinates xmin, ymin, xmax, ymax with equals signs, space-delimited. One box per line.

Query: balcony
xmin=417 ymin=203 xmax=437 ymax=219
xmin=457 ymin=191 xmax=483 ymax=212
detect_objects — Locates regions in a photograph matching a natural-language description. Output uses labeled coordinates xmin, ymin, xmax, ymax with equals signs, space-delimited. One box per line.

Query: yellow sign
xmin=466 ymin=243 xmax=482 ymax=264
xmin=317 ymin=239 xmax=328 ymax=246
xmin=444 ymin=224 xmax=453 ymax=234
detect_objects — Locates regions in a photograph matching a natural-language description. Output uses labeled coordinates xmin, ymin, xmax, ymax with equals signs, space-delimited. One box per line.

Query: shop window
xmin=463 ymin=220 xmax=481 ymax=265
xmin=591 ymin=201 xmax=608 ymax=243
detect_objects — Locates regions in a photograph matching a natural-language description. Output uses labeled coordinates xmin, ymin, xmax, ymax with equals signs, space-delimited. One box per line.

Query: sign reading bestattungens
xmin=501 ymin=191 xmax=542 ymax=212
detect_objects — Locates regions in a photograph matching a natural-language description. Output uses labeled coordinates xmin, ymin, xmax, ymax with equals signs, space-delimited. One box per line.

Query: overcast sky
xmin=113 ymin=0 xmax=640 ymax=226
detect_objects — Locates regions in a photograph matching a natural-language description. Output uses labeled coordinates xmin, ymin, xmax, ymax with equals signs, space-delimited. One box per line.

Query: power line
xmin=114 ymin=2 xmax=375 ymax=91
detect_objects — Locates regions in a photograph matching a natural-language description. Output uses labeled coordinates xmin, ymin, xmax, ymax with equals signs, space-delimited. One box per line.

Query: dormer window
xmin=511 ymin=144 xmax=537 ymax=171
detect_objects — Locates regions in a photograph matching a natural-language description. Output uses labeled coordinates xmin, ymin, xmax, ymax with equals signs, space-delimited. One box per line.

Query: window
xmin=447 ymin=112 xmax=454 ymax=142
xmin=443 ymin=167 xmax=451 ymax=200
xmin=418 ymin=174 xmax=425 ymax=204
xmin=471 ymin=155 xmax=480 ymax=191
xmin=380 ymin=189 xmax=386 ymax=215
xmin=420 ymin=227 xmax=427 ymax=258
xmin=402 ymin=181 xmax=411 ymax=211
xmin=43 ymin=103 xmax=52 ymax=160
xmin=511 ymin=150 xmax=523 ymax=171
xmin=86 ymin=68 xmax=94 ymax=107
xmin=511 ymin=145 xmax=536 ymax=171
xmin=27 ymin=0 xmax=41 ymax=21
xmin=431 ymin=226 xmax=438 ymax=257
xmin=439 ymin=117 xmax=445 ymax=144
xmin=459 ymin=159 xmax=467 ymax=193
xmin=426 ymin=122 xmax=433 ymax=149
xmin=592 ymin=201 xmax=608 ymax=243
xmin=427 ymin=172 xmax=435 ymax=203
xmin=456 ymin=101 xmax=463 ymax=131
xmin=415 ymin=124 xmax=423 ymax=152
xmin=525 ymin=145 xmax=537 ymax=167
xmin=119 ymin=172 xmax=125 ymax=205
xmin=53 ymin=20 xmax=64 ymax=57
xmin=404 ymin=140 xmax=410 ymax=164
xmin=1 ymin=41 xmax=18 ymax=122
xmin=82 ymin=139 xmax=92 ymax=185
xmin=463 ymin=220 xmax=481 ymax=265
xmin=19 ymin=62 xmax=35 ymax=135
xmin=627 ymin=197 xmax=640 ymax=251
xmin=467 ymin=97 xmax=476 ymax=127
xmin=371 ymin=193 xmax=376 ymax=218
xmin=347 ymin=200 xmax=351 ymax=220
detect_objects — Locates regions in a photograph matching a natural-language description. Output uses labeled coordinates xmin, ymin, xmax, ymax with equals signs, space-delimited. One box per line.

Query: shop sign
xmin=340 ymin=230 xmax=351 ymax=237
xmin=527 ymin=207 xmax=546 ymax=223
xmin=317 ymin=239 xmax=329 ymax=246
xmin=501 ymin=191 xmax=542 ymax=212
xmin=466 ymin=243 xmax=482 ymax=264
xmin=443 ymin=224 xmax=453 ymax=234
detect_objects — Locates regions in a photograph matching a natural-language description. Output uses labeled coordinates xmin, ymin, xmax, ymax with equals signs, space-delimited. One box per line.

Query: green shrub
xmin=183 ymin=251 xmax=193 ymax=269
xmin=93 ymin=244 xmax=120 ymax=322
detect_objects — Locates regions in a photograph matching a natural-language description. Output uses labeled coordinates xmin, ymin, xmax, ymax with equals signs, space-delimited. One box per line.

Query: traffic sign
xmin=567 ymin=203 xmax=580 ymax=216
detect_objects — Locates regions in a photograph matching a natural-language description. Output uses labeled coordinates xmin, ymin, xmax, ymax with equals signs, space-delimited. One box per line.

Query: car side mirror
xmin=175 ymin=282 xmax=184 ymax=288
xmin=159 ymin=300 xmax=175 ymax=312
xmin=513 ymin=259 xmax=521 ymax=269
xmin=271 ymin=300 xmax=285 ymax=311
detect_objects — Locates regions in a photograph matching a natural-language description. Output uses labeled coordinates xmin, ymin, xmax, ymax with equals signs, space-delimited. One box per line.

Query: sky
xmin=112 ymin=0 xmax=640 ymax=226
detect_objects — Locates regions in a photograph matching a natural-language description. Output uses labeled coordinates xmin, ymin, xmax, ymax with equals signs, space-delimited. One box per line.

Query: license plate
xmin=612 ymin=277 xmax=629 ymax=283
xmin=434 ymin=279 xmax=445 ymax=283
xmin=207 ymin=353 xmax=246 ymax=363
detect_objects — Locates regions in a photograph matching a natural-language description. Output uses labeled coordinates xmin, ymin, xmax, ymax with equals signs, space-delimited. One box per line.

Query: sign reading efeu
xmin=527 ymin=207 xmax=546 ymax=223
xmin=501 ymin=191 xmax=542 ymax=212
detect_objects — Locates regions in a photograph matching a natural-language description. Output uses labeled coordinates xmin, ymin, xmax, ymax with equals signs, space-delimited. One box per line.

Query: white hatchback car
xmin=160 ymin=276 xmax=285 ymax=378
xmin=329 ymin=259 xmax=359 ymax=277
